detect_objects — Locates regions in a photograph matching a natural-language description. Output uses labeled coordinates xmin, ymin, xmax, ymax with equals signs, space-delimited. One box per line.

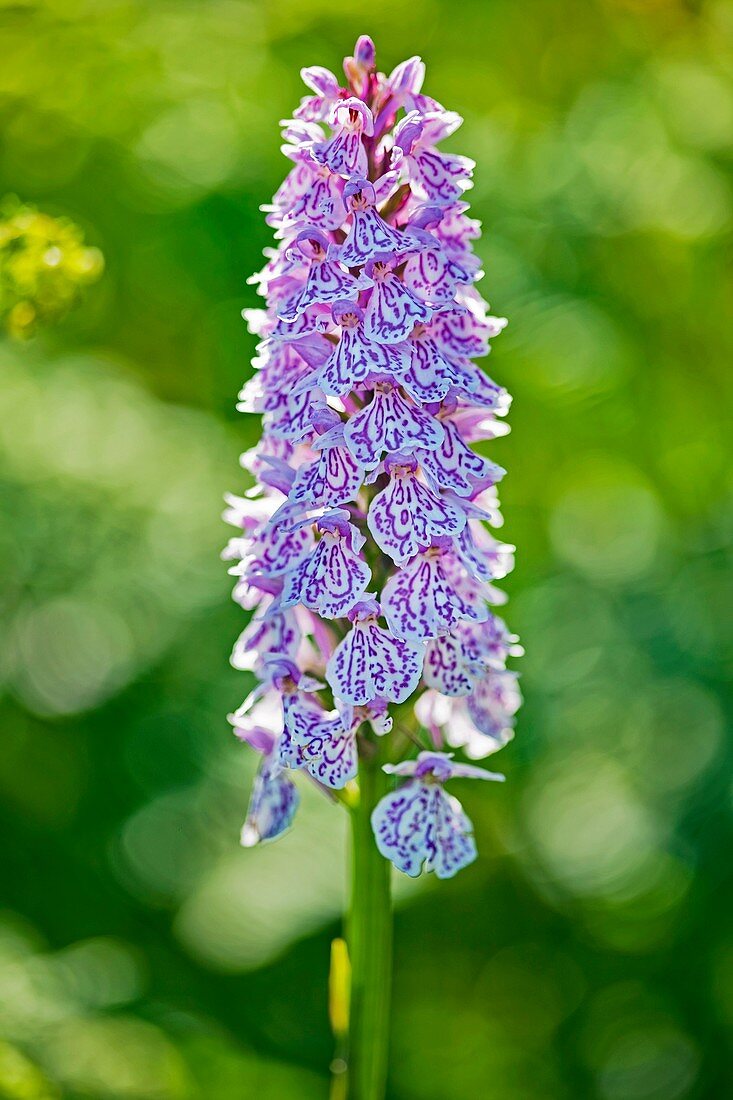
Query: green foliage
xmin=0 ymin=197 xmax=102 ymax=338
xmin=0 ymin=1 xmax=732 ymax=1098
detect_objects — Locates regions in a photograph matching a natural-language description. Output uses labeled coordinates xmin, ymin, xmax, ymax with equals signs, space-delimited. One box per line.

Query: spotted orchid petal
xmin=317 ymin=302 xmax=410 ymax=397
xmin=343 ymin=384 xmax=444 ymax=467
xmin=236 ymin=520 xmax=313 ymax=579
xmin=371 ymin=781 xmax=489 ymax=879
xmin=381 ymin=544 xmax=487 ymax=643
xmin=455 ymin=523 xmax=515 ymax=582
xmin=326 ymin=605 xmax=423 ymax=705
xmin=296 ymin=713 xmax=358 ymax=789
xmin=312 ymin=98 xmax=373 ymax=177
xmin=403 ymin=237 xmax=471 ymax=304
xmin=410 ymin=148 xmax=475 ymax=202
xmin=423 ymin=631 xmax=476 ymax=695
xmin=335 ymin=178 xmax=413 ymax=266
xmin=363 ymin=260 xmax=432 ymax=344
xmin=398 ymin=332 xmax=475 ymax=404
xmin=289 ymin=435 xmax=365 ymax=508
xmin=295 ymin=65 xmax=341 ymax=123
xmin=367 ymin=460 xmax=466 ymax=564
xmin=241 ymin=756 xmax=300 ymax=847
xmin=231 ymin=607 xmax=301 ymax=671
xmin=429 ymin=304 xmax=507 ymax=364
xmin=371 ymin=781 xmax=442 ymax=876
xmin=466 ymin=669 xmax=523 ymax=741
xmin=278 ymin=231 xmax=362 ymax=321
xmin=418 ymin=419 xmax=505 ymax=497
xmin=282 ymin=521 xmax=372 ymax=619
xmin=280 ymin=167 xmax=346 ymax=231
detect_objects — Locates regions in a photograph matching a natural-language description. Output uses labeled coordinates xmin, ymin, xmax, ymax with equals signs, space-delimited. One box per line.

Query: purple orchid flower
xmin=371 ymin=751 xmax=503 ymax=878
xmin=326 ymin=598 xmax=424 ymax=706
xmin=312 ymin=98 xmax=374 ymax=178
xmin=362 ymin=254 xmax=433 ymax=343
xmin=336 ymin=179 xmax=414 ymax=266
xmin=366 ymin=454 xmax=466 ymax=565
xmin=226 ymin=38 xmax=521 ymax=878
xmin=281 ymin=510 xmax=372 ymax=618
xmin=343 ymin=382 xmax=444 ymax=467
xmin=314 ymin=300 xmax=411 ymax=398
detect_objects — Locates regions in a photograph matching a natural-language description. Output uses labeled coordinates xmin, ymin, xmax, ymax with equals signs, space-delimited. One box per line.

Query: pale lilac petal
xmin=283 ymin=531 xmax=371 ymax=619
xmin=338 ymin=203 xmax=408 ymax=267
xmin=371 ymin=782 xmax=441 ymax=876
xmin=326 ymin=618 xmax=423 ymax=705
xmin=343 ymin=386 xmax=444 ymax=467
xmin=466 ymin=670 xmax=523 ymax=741
xmin=418 ymin=420 xmax=504 ymax=497
xmin=423 ymin=632 xmax=474 ymax=695
xmin=431 ymin=790 xmax=478 ymax=878
xmin=363 ymin=270 xmax=432 ymax=344
xmin=403 ymin=245 xmax=471 ymax=304
xmin=455 ymin=523 xmax=516 ymax=582
xmin=367 ymin=469 xmax=466 ymax=565
xmin=411 ymin=149 xmax=474 ymax=202
xmin=289 ymin=445 xmax=364 ymax=507
xmin=239 ymin=522 xmax=313 ymax=578
xmin=298 ymin=715 xmax=358 ymax=789
xmin=399 ymin=334 xmax=474 ymax=404
xmin=280 ymin=168 xmax=346 ymax=231
xmin=241 ymin=758 xmax=300 ymax=847
xmin=231 ymin=609 xmax=301 ymax=671
xmin=319 ymin=316 xmax=410 ymax=397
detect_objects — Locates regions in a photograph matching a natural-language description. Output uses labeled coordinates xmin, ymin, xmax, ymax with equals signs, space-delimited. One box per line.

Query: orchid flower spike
xmin=226 ymin=37 xmax=521 ymax=879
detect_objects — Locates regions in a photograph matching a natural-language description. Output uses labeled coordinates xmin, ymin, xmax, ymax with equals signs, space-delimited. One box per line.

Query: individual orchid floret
xmin=373 ymin=55 xmax=425 ymax=124
xmin=381 ymin=538 xmax=488 ymax=643
xmin=230 ymin=604 xmax=301 ymax=672
xmin=343 ymin=382 xmax=444 ymax=467
xmin=230 ymin=706 xmax=300 ymax=846
xmin=312 ymin=98 xmax=374 ymax=177
xmin=279 ymin=165 xmax=346 ymax=232
xmin=288 ymin=412 xmax=365 ymax=508
xmin=371 ymin=751 xmax=503 ymax=878
xmin=326 ymin=597 xmax=423 ymax=706
xmin=255 ymin=658 xmax=359 ymax=787
xmin=311 ymin=300 xmax=411 ymax=397
xmin=242 ymin=752 xmax=300 ymax=847
xmin=279 ymin=229 xmax=364 ymax=321
xmin=336 ymin=179 xmax=413 ymax=266
xmin=402 ymin=209 xmax=473 ymax=304
xmin=295 ymin=65 xmax=342 ymax=123
xmin=423 ymin=615 xmax=522 ymax=697
xmin=367 ymin=453 xmax=465 ymax=564
xmin=416 ymin=669 xmax=522 ymax=759
xmin=392 ymin=110 xmax=475 ymax=201
xmin=362 ymin=254 xmax=432 ymax=343
xmin=417 ymin=417 xmax=506 ymax=497
xmin=281 ymin=509 xmax=372 ymax=618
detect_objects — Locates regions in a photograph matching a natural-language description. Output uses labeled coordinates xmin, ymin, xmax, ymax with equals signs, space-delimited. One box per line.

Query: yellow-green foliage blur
xmin=0 ymin=1 xmax=731 ymax=1098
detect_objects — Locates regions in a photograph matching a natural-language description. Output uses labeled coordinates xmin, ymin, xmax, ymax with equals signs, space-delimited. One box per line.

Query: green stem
xmin=347 ymin=742 xmax=392 ymax=1100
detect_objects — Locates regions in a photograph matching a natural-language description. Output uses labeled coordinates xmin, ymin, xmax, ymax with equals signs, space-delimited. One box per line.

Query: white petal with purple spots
xmin=367 ymin=469 xmax=466 ymax=564
xmin=363 ymin=272 xmax=432 ymax=344
xmin=241 ymin=757 xmax=299 ymax=847
xmin=326 ymin=617 xmax=423 ymax=705
xmin=343 ymin=386 xmax=444 ymax=467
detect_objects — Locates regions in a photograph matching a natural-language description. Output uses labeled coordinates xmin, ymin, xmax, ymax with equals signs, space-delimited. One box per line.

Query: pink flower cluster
xmin=225 ymin=37 xmax=522 ymax=877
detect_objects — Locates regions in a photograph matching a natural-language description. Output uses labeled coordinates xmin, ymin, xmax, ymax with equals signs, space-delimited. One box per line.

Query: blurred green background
xmin=1 ymin=0 xmax=732 ymax=1097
